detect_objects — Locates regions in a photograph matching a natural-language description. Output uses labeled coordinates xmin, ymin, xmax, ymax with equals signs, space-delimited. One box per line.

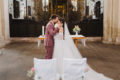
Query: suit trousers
xmin=45 ymin=46 xmax=54 ymax=59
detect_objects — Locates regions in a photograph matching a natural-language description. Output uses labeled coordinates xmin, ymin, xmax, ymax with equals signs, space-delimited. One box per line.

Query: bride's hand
xmin=59 ymin=27 xmax=63 ymax=32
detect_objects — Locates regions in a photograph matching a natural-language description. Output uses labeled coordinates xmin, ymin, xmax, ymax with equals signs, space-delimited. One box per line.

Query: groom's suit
xmin=44 ymin=21 xmax=59 ymax=59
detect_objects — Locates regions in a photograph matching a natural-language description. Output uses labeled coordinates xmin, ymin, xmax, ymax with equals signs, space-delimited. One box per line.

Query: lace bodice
xmin=54 ymin=32 xmax=63 ymax=40
xmin=54 ymin=23 xmax=63 ymax=40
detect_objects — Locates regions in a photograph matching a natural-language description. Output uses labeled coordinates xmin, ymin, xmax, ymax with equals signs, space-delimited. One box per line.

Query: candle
xmin=42 ymin=26 xmax=44 ymax=36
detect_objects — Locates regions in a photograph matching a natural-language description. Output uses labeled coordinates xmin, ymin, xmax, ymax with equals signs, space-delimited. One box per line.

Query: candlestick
xmin=42 ymin=26 xmax=44 ymax=36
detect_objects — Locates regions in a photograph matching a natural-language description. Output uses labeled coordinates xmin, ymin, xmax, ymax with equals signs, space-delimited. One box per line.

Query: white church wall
xmin=8 ymin=0 xmax=34 ymax=19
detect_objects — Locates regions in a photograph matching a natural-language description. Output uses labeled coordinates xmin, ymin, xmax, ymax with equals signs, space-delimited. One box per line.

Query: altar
xmin=38 ymin=35 xmax=86 ymax=47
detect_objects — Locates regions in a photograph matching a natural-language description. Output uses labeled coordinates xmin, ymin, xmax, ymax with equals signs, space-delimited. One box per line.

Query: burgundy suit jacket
xmin=44 ymin=22 xmax=59 ymax=47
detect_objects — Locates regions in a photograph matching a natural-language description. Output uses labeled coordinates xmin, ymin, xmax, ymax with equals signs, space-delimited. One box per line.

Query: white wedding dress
xmin=53 ymin=23 xmax=113 ymax=80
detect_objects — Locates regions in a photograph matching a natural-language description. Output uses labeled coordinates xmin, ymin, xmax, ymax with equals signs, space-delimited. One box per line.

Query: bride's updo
xmin=58 ymin=17 xmax=64 ymax=24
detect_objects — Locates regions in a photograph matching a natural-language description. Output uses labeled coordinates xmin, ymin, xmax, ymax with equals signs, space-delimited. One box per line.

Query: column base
xmin=102 ymin=40 xmax=114 ymax=44
xmin=103 ymin=39 xmax=120 ymax=45
xmin=115 ymin=37 xmax=120 ymax=45
xmin=0 ymin=40 xmax=11 ymax=48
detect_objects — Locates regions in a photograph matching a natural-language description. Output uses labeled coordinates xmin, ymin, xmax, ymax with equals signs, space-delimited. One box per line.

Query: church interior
xmin=0 ymin=0 xmax=120 ymax=80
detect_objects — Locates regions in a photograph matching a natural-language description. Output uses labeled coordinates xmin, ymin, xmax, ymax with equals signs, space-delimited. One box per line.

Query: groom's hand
xmin=55 ymin=27 xmax=59 ymax=32
xmin=59 ymin=27 xmax=63 ymax=32
xmin=49 ymin=26 xmax=59 ymax=36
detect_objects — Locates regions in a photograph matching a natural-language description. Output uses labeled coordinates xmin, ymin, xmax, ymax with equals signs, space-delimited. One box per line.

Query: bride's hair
xmin=58 ymin=17 xmax=64 ymax=24
xmin=49 ymin=14 xmax=59 ymax=20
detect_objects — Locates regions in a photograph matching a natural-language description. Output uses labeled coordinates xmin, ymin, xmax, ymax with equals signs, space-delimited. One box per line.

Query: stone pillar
xmin=116 ymin=0 xmax=120 ymax=44
xmin=103 ymin=0 xmax=120 ymax=45
xmin=0 ymin=0 xmax=5 ymax=40
xmin=112 ymin=0 xmax=119 ymax=43
xmin=103 ymin=0 xmax=112 ymax=43
xmin=4 ymin=0 xmax=10 ymax=40
xmin=0 ymin=0 xmax=10 ymax=47
xmin=0 ymin=6 xmax=2 ymax=40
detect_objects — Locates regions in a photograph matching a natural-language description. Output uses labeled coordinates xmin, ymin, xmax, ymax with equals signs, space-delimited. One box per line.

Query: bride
xmin=53 ymin=17 xmax=112 ymax=80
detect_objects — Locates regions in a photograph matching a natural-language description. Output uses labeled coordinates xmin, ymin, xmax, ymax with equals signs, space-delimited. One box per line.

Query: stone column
xmin=103 ymin=0 xmax=113 ymax=43
xmin=0 ymin=0 xmax=5 ymax=40
xmin=112 ymin=0 xmax=119 ymax=43
xmin=103 ymin=0 xmax=120 ymax=45
xmin=0 ymin=0 xmax=10 ymax=46
xmin=116 ymin=0 xmax=120 ymax=44
xmin=4 ymin=0 xmax=10 ymax=40
xmin=0 ymin=6 xmax=2 ymax=40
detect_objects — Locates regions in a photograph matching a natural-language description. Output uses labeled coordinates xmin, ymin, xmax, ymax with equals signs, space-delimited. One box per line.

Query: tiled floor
xmin=0 ymin=42 xmax=120 ymax=80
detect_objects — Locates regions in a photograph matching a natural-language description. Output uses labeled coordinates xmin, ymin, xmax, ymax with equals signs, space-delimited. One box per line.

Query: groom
xmin=44 ymin=14 xmax=59 ymax=59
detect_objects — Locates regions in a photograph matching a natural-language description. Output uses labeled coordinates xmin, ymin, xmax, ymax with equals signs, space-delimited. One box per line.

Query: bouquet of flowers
xmin=27 ymin=67 xmax=35 ymax=78
xmin=73 ymin=25 xmax=81 ymax=32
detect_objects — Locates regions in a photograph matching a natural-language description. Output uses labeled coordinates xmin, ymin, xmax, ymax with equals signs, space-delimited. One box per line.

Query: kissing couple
xmin=44 ymin=14 xmax=64 ymax=59
xmin=44 ymin=14 xmax=112 ymax=80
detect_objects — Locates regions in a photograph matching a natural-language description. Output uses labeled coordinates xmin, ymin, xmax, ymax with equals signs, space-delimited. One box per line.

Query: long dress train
xmin=53 ymin=23 xmax=113 ymax=80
